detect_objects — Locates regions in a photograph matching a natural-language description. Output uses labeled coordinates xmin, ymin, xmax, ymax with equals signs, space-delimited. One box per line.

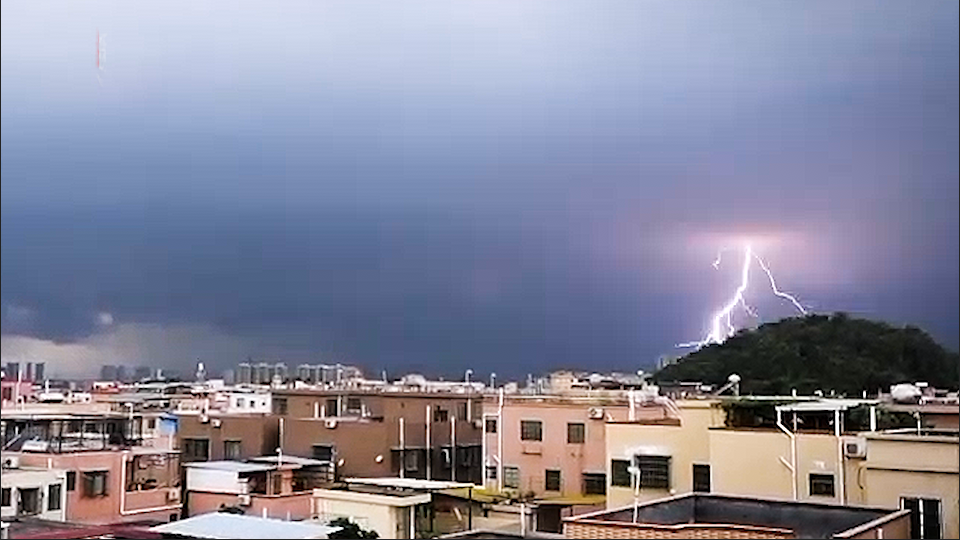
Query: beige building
xmin=483 ymin=390 xmax=676 ymax=498
xmin=605 ymin=398 xmax=959 ymax=539
xmin=563 ymin=493 xmax=910 ymax=539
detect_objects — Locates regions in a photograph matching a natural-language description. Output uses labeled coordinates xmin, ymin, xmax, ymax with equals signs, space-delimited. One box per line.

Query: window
xmin=486 ymin=466 xmax=498 ymax=480
xmin=147 ymin=418 xmax=157 ymax=430
xmin=545 ymin=470 xmax=561 ymax=491
xmin=902 ymin=497 xmax=942 ymax=539
xmin=183 ymin=438 xmax=210 ymax=462
xmin=503 ymin=467 xmax=520 ymax=489
xmin=583 ymin=473 xmax=606 ymax=495
xmin=1 ymin=487 xmax=10 ymax=507
xmin=567 ymin=423 xmax=585 ymax=444
xmin=18 ymin=488 xmax=40 ymax=515
xmin=458 ymin=402 xmax=468 ymax=421
xmin=66 ymin=471 xmax=76 ymax=492
xmin=237 ymin=399 xmax=246 ymax=409
xmin=272 ymin=398 xmax=288 ymax=415
xmin=520 ymin=420 xmax=542 ymax=441
xmin=312 ymin=444 xmax=334 ymax=461
xmin=809 ymin=473 xmax=835 ymax=497
xmin=635 ymin=455 xmax=671 ymax=490
xmin=270 ymin=473 xmax=283 ymax=495
xmin=693 ymin=464 xmax=711 ymax=493
xmin=224 ymin=440 xmax=242 ymax=460
xmin=611 ymin=459 xmax=632 ymax=487
xmin=434 ymin=408 xmax=449 ymax=423
xmin=326 ymin=398 xmax=339 ymax=417
xmin=83 ymin=471 xmax=109 ymax=498
xmin=346 ymin=397 xmax=362 ymax=414
xmin=485 ymin=418 xmax=497 ymax=433
xmin=404 ymin=450 xmax=420 ymax=473
xmin=48 ymin=484 xmax=62 ymax=511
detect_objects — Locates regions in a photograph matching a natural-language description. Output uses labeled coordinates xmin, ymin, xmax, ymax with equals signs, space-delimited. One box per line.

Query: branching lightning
xmin=678 ymin=244 xmax=807 ymax=349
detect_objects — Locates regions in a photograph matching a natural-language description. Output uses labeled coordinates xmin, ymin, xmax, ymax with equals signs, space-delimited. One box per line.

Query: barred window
xmin=567 ymin=423 xmax=585 ymax=444
xmin=520 ymin=420 xmax=542 ymax=441
xmin=611 ymin=459 xmax=632 ymax=487
xmin=485 ymin=418 xmax=497 ymax=433
xmin=504 ymin=467 xmax=520 ymax=489
xmin=545 ymin=470 xmax=561 ymax=491
xmin=693 ymin=464 xmax=711 ymax=493
xmin=223 ymin=440 xmax=242 ymax=460
xmin=582 ymin=473 xmax=606 ymax=495
xmin=635 ymin=455 xmax=670 ymax=490
xmin=83 ymin=471 xmax=109 ymax=498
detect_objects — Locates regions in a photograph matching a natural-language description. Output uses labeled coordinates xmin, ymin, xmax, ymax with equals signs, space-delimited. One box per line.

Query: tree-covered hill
xmin=654 ymin=313 xmax=960 ymax=396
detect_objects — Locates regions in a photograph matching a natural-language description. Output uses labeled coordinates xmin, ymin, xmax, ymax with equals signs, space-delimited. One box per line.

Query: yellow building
xmin=606 ymin=398 xmax=959 ymax=539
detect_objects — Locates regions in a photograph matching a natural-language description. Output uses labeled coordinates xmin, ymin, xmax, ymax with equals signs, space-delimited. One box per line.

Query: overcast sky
xmin=2 ymin=1 xmax=958 ymax=379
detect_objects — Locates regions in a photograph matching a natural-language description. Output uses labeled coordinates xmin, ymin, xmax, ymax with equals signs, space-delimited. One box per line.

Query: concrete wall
xmin=177 ymin=414 xmax=278 ymax=461
xmin=857 ymin=433 xmax=959 ymax=539
xmin=15 ymin=451 xmax=181 ymax=524
xmin=0 ymin=469 xmax=67 ymax=521
xmin=606 ymin=402 xmax=719 ymax=507
xmin=709 ymin=429 xmax=845 ymax=503
xmin=488 ymin=397 xmax=637 ymax=497
xmin=312 ymin=489 xmax=429 ymax=539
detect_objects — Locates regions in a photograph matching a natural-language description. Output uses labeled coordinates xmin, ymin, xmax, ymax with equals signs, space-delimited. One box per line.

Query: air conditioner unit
xmin=473 ymin=419 xmax=483 ymax=429
xmin=237 ymin=494 xmax=252 ymax=506
xmin=588 ymin=407 xmax=604 ymax=420
xmin=211 ymin=419 xmax=222 ymax=428
xmin=843 ymin=437 xmax=867 ymax=459
xmin=325 ymin=419 xmax=338 ymax=429
xmin=2 ymin=456 xmax=20 ymax=469
xmin=167 ymin=488 xmax=181 ymax=503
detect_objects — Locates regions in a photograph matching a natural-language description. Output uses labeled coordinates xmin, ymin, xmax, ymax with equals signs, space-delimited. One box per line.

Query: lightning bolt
xmin=678 ymin=244 xmax=807 ymax=349
xmin=754 ymin=254 xmax=807 ymax=315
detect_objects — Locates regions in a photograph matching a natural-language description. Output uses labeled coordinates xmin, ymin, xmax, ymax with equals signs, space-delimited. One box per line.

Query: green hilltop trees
xmin=654 ymin=313 xmax=960 ymax=396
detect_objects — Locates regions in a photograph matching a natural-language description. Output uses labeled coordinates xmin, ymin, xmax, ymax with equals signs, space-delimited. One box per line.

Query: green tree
xmin=328 ymin=517 xmax=380 ymax=539
xmin=654 ymin=314 xmax=959 ymax=395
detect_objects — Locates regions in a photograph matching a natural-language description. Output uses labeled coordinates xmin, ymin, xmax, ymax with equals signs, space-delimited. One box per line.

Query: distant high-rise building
xmin=273 ymin=363 xmax=288 ymax=383
xmin=255 ymin=363 xmax=271 ymax=385
xmin=134 ymin=366 xmax=152 ymax=381
xmin=7 ymin=362 xmax=22 ymax=380
xmin=237 ymin=363 xmax=252 ymax=385
xmin=223 ymin=369 xmax=236 ymax=385
xmin=116 ymin=365 xmax=129 ymax=382
xmin=100 ymin=364 xmax=118 ymax=381
xmin=34 ymin=362 xmax=45 ymax=382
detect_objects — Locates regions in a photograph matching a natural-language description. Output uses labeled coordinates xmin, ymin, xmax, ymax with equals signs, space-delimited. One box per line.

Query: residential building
xmin=178 ymin=413 xmax=279 ymax=463
xmin=483 ymin=390 xmax=675 ymax=498
xmin=1 ymin=458 xmax=67 ymax=521
xmin=1 ymin=412 xmax=181 ymax=525
xmin=274 ymin=387 xmax=484 ymax=483
xmin=182 ymin=456 xmax=333 ymax=519
xmin=563 ymin=493 xmax=910 ymax=539
xmin=605 ymin=397 xmax=959 ymax=539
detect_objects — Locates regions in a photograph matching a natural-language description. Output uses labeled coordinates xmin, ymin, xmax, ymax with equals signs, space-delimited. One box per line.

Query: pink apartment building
xmin=482 ymin=391 xmax=675 ymax=499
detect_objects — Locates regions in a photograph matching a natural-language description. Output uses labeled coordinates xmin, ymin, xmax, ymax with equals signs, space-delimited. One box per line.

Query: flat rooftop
xmin=566 ymin=494 xmax=906 ymax=539
xmin=150 ymin=513 xmax=340 ymax=539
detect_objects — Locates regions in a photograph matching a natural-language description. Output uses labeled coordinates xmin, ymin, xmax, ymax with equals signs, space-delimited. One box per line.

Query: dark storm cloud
xmin=1 ymin=0 xmax=957 ymax=377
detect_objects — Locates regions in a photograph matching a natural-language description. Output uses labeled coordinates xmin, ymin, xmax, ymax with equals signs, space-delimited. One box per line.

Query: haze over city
xmin=2 ymin=0 xmax=958 ymax=379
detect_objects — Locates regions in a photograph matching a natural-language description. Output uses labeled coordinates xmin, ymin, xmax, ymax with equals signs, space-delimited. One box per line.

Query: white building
xmin=0 ymin=457 xmax=67 ymax=521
